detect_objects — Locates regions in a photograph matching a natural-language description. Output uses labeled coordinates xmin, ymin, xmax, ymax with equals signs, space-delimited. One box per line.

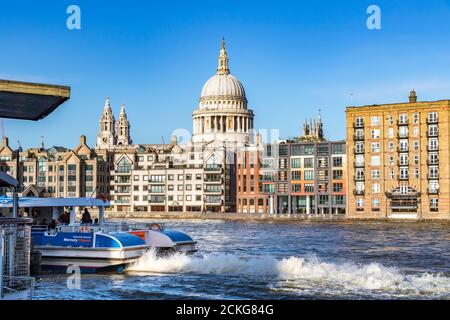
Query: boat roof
xmin=0 ymin=171 xmax=19 ymax=188
xmin=0 ymin=197 xmax=110 ymax=208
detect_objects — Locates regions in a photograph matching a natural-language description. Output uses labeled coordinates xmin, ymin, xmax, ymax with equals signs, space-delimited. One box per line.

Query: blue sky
xmin=1 ymin=0 xmax=450 ymax=149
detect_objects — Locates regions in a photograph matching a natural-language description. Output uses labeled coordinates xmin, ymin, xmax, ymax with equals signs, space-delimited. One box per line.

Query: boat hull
xmin=35 ymin=245 xmax=148 ymax=273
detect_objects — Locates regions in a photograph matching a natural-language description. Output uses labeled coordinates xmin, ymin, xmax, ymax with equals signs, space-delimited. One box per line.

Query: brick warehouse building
xmin=346 ymin=91 xmax=450 ymax=220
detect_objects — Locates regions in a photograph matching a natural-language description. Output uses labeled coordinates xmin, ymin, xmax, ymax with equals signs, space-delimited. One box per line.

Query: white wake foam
xmin=127 ymin=250 xmax=450 ymax=296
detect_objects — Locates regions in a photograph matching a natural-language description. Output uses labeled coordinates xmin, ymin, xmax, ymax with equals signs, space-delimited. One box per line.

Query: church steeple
xmin=115 ymin=103 xmax=131 ymax=146
xmin=96 ymin=97 xmax=116 ymax=149
xmin=217 ymin=37 xmax=230 ymax=75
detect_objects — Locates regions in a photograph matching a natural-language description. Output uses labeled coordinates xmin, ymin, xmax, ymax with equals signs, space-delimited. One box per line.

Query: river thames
xmin=34 ymin=220 xmax=450 ymax=300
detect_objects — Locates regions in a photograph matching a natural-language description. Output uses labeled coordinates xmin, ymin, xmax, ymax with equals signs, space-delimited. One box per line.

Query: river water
xmin=34 ymin=220 xmax=450 ymax=300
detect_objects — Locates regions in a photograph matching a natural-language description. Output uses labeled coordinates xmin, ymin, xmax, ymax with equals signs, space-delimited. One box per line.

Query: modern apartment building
xmin=346 ymin=90 xmax=450 ymax=220
xmin=237 ymin=115 xmax=347 ymax=214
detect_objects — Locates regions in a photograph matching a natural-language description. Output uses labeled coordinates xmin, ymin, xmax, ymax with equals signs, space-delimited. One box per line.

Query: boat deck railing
xmin=35 ymin=221 xmax=166 ymax=234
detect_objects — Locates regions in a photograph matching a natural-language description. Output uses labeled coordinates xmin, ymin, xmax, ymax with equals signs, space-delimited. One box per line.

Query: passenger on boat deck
xmin=93 ymin=218 xmax=99 ymax=225
xmin=48 ymin=219 xmax=57 ymax=229
xmin=41 ymin=218 xmax=48 ymax=227
xmin=58 ymin=211 xmax=70 ymax=224
xmin=81 ymin=208 xmax=92 ymax=224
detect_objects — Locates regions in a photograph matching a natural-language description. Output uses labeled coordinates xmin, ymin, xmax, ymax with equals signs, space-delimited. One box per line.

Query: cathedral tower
xmin=115 ymin=103 xmax=131 ymax=146
xmin=96 ymin=97 xmax=116 ymax=149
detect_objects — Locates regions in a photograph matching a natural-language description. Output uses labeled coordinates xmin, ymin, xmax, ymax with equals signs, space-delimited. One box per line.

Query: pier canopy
xmin=0 ymin=79 xmax=70 ymax=121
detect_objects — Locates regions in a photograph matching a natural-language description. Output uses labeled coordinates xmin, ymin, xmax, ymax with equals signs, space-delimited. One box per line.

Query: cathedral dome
xmin=200 ymin=74 xmax=246 ymax=100
xmin=198 ymin=38 xmax=248 ymax=110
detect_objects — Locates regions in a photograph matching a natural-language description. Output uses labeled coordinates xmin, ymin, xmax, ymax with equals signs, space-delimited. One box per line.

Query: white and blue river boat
xmin=0 ymin=197 xmax=196 ymax=273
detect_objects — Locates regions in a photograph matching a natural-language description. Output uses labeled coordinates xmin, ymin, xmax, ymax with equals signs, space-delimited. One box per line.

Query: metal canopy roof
xmin=0 ymin=79 xmax=70 ymax=121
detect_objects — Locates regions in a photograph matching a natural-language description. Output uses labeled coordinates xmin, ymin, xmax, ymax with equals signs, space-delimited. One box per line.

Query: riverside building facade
xmin=237 ymin=114 xmax=347 ymax=215
xmin=95 ymin=39 xmax=248 ymax=213
xmin=0 ymin=135 xmax=109 ymax=198
xmin=346 ymin=91 xmax=450 ymax=220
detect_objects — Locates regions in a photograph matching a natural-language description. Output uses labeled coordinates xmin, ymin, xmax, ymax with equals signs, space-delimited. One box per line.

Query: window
xmin=372 ymin=198 xmax=380 ymax=208
xmin=371 ymin=116 xmax=380 ymax=126
xmin=428 ymin=138 xmax=438 ymax=151
xmin=429 ymin=181 xmax=439 ymax=192
xmin=291 ymin=171 xmax=301 ymax=180
xmin=371 ymin=129 xmax=380 ymax=139
xmin=389 ymin=156 xmax=394 ymax=166
xmin=429 ymin=166 xmax=439 ymax=179
xmin=428 ymin=112 xmax=438 ymax=123
xmin=413 ymin=113 xmax=419 ymax=124
xmin=333 ymin=170 xmax=343 ymax=179
xmin=399 ymin=113 xmax=408 ymax=124
xmin=196 ymin=174 xmax=202 ymax=180
xmin=399 ymin=139 xmax=409 ymax=151
xmin=399 ymin=153 xmax=409 ymax=166
xmin=413 ymin=141 xmax=419 ymax=151
xmin=388 ymin=128 xmax=394 ymax=138
xmin=356 ymin=168 xmax=364 ymax=180
xmin=399 ymin=126 xmax=408 ymax=138
xmin=178 ymin=185 xmax=184 ymax=191
xmin=150 ymin=175 xmax=165 ymax=182
xmin=292 ymin=184 xmax=301 ymax=192
xmin=304 ymin=158 xmax=314 ymax=168
xmin=304 ymin=170 xmax=314 ymax=180
xmin=356 ymin=142 xmax=364 ymax=153
xmin=333 ymin=157 xmax=343 ymax=167
xmin=414 ymin=168 xmax=420 ymax=179
xmin=428 ymin=124 xmax=438 ymax=136
xmin=291 ymin=158 xmax=301 ymax=168
xmin=371 ymin=142 xmax=380 ymax=153
xmin=133 ymin=175 xmax=139 ymax=181
xmin=356 ymin=198 xmax=364 ymax=209
xmin=372 ymin=170 xmax=380 ymax=179
xmin=333 ymin=183 xmax=343 ymax=192
xmin=168 ymin=174 xmax=174 ymax=181
xmin=355 ymin=128 xmax=364 ymax=139
xmin=371 ymin=156 xmax=380 ymax=166
xmin=413 ymin=127 xmax=419 ymax=137
xmin=178 ymin=174 xmax=184 ymax=180
xmin=388 ymin=115 xmax=393 ymax=125
xmin=414 ymin=154 xmax=419 ymax=165
xmin=355 ymin=117 xmax=364 ymax=127
xmin=389 ymin=141 xmax=394 ymax=152
xmin=356 ymin=155 xmax=364 ymax=166
xmin=430 ymin=198 xmax=438 ymax=212
xmin=400 ymin=167 xmax=409 ymax=179
xmin=372 ymin=183 xmax=380 ymax=193
xmin=304 ymin=184 xmax=314 ymax=192
xmin=389 ymin=169 xmax=394 ymax=180
xmin=429 ymin=152 xmax=438 ymax=165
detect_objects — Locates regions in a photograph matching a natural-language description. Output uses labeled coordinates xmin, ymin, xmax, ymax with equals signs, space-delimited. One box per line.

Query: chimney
xmin=409 ymin=89 xmax=417 ymax=103
xmin=80 ymin=135 xmax=86 ymax=144
xmin=171 ymin=135 xmax=177 ymax=145
xmin=256 ymin=133 xmax=262 ymax=146
xmin=1 ymin=136 xmax=8 ymax=147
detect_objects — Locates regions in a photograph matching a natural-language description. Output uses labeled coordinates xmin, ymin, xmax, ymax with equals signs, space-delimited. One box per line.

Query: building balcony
xmin=353 ymin=190 xmax=365 ymax=196
xmin=427 ymin=117 xmax=438 ymax=124
xmin=397 ymin=147 xmax=409 ymax=153
xmin=204 ymin=178 xmax=223 ymax=184
xmin=427 ymin=146 xmax=438 ymax=152
xmin=397 ymin=119 xmax=409 ymax=126
xmin=427 ymin=159 xmax=439 ymax=165
xmin=353 ymin=134 xmax=364 ymax=141
xmin=397 ymin=133 xmax=409 ymax=139
xmin=149 ymin=180 xmax=165 ymax=184
xmin=398 ymin=160 xmax=409 ymax=166
xmin=427 ymin=174 xmax=439 ymax=180
xmin=204 ymin=166 xmax=223 ymax=172
xmin=353 ymin=122 xmax=364 ymax=128
xmin=427 ymin=188 xmax=440 ymax=195
xmin=354 ymin=162 xmax=365 ymax=168
xmin=397 ymin=175 xmax=409 ymax=181
xmin=353 ymin=148 xmax=364 ymax=154
xmin=354 ymin=176 xmax=364 ymax=181
xmin=204 ymin=189 xmax=223 ymax=194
